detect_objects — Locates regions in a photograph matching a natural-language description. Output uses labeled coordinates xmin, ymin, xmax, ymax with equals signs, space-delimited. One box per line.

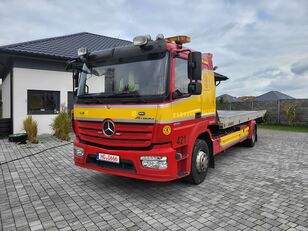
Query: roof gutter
xmin=0 ymin=49 xmax=72 ymax=63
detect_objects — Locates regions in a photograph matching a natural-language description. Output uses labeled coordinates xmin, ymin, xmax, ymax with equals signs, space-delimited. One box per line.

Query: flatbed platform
xmin=217 ymin=110 xmax=266 ymax=129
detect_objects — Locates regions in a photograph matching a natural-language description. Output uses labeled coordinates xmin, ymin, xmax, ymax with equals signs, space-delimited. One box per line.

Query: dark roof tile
xmin=0 ymin=32 xmax=131 ymax=60
xmin=254 ymin=91 xmax=294 ymax=101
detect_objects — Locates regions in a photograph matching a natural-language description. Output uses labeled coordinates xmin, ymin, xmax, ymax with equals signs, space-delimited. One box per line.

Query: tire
xmin=185 ymin=139 xmax=210 ymax=185
xmin=244 ymin=125 xmax=257 ymax=147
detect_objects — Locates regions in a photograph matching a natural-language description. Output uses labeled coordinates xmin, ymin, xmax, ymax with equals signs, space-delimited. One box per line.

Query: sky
xmin=0 ymin=0 xmax=308 ymax=98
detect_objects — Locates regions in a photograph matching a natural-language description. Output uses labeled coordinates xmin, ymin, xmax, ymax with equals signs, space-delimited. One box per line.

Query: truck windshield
xmin=77 ymin=52 xmax=169 ymax=103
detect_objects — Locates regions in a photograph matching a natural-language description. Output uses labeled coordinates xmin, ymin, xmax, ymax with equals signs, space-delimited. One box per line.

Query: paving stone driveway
xmin=0 ymin=129 xmax=307 ymax=231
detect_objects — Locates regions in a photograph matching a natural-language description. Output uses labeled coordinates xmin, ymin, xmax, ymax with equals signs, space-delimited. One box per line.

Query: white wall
xmin=2 ymin=72 xmax=11 ymax=118
xmin=13 ymin=67 xmax=72 ymax=134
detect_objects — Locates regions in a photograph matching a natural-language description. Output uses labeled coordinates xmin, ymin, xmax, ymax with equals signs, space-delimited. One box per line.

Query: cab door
xmin=171 ymin=56 xmax=202 ymax=121
xmin=201 ymin=65 xmax=216 ymax=117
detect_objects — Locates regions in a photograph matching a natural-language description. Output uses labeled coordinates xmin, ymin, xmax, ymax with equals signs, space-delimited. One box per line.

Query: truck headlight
xmin=74 ymin=146 xmax=84 ymax=156
xmin=140 ymin=156 xmax=168 ymax=169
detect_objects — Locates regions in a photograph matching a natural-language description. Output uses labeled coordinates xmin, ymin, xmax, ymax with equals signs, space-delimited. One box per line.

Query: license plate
xmin=96 ymin=153 xmax=120 ymax=164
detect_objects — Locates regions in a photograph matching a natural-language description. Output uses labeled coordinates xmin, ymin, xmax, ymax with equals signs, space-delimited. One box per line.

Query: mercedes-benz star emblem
xmin=103 ymin=120 xmax=115 ymax=137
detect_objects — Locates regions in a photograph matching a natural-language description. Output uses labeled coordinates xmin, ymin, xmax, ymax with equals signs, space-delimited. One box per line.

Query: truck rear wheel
xmin=185 ymin=139 xmax=210 ymax=185
xmin=244 ymin=125 xmax=257 ymax=147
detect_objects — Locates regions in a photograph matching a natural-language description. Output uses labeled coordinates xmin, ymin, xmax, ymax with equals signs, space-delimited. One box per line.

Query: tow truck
xmin=69 ymin=34 xmax=265 ymax=184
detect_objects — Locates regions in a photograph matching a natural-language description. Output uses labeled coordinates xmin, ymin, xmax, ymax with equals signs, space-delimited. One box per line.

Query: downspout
xmin=10 ymin=68 xmax=13 ymax=134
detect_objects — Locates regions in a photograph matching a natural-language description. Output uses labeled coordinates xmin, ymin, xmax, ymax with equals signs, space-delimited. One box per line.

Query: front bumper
xmin=73 ymin=139 xmax=179 ymax=182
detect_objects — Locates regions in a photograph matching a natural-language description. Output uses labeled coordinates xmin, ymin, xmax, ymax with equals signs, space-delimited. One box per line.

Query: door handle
xmin=195 ymin=112 xmax=201 ymax=118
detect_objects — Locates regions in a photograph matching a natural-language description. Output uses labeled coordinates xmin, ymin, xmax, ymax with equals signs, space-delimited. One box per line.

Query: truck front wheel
xmin=185 ymin=139 xmax=210 ymax=185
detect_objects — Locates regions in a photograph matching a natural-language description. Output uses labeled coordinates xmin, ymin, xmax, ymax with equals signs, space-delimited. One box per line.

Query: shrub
xmin=285 ymin=104 xmax=297 ymax=126
xmin=51 ymin=107 xmax=71 ymax=141
xmin=23 ymin=116 xmax=38 ymax=144
xmin=219 ymin=95 xmax=230 ymax=104
xmin=263 ymin=112 xmax=272 ymax=124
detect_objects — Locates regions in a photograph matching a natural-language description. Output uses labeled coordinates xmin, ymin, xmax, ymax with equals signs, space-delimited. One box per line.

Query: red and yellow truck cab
xmin=70 ymin=35 xmax=265 ymax=184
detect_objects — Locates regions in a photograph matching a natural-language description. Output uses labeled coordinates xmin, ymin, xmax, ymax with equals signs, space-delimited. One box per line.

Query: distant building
xmin=0 ymin=32 xmax=131 ymax=134
xmin=216 ymin=94 xmax=242 ymax=103
xmin=254 ymin=91 xmax=294 ymax=101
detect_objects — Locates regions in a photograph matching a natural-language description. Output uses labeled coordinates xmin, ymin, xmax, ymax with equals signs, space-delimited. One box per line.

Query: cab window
xmin=174 ymin=58 xmax=190 ymax=94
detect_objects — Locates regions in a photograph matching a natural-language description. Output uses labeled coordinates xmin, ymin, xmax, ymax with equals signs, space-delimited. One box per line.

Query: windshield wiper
xmin=111 ymin=91 xmax=141 ymax=98
xmin=79 ymin=95 xmax=105 ymax=104
xmin=111 ymin=91 xmax=148 ymax=103
xmin=79 ymin=91 xmax=149 ymax=103
xmin=119 ymin=97 xmax=147 ymax=104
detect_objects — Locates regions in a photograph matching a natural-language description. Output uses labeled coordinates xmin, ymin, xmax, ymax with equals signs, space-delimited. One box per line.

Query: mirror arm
xmin=66 ymin=59 xmax=76 ymax=71
xmin=174 ymin=49 xmax=191 ymax=57
xmin=172 ymin=91 xmax=191 ymax=100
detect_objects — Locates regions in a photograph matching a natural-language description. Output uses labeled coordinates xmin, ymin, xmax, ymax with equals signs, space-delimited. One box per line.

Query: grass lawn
xmin=258 ymin=124 xmax=308 ymax=133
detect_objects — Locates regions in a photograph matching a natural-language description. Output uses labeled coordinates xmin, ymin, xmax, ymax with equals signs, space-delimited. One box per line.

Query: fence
xmin=217 ymin=99 xmax=308 ymax=126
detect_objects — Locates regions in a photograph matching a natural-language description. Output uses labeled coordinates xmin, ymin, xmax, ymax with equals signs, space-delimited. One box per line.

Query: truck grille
xmin=77 ymin=120 xmax=154 ymax=149
xmin=86 ymin=154 xmax=135 ymax=172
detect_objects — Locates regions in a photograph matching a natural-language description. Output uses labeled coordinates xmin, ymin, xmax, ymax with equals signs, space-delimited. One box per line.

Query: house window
xmin=27 ymin=90 xmax=60 ymax=115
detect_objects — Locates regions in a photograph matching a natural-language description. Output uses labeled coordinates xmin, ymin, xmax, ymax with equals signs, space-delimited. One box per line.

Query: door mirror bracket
xmin=188 ymin=82 xmax=202 ymax=95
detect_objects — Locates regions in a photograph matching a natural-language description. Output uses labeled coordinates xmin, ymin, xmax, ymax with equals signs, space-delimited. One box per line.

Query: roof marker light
xmin=77 ymin=47 xmax=88 ymax=57
xmin=133 ymin=35 xmax=151 ymax=46
xmin=165 ymin=35 xmax=191 ymax=44
xmin=156 ymin=33 xmax=164 ymax=40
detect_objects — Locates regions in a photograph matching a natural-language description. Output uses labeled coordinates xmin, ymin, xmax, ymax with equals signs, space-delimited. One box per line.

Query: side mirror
xmin=188 ymin=82 xmax=202 ymax=95
xmin=188 ymin=51 xmax=202 ymax=81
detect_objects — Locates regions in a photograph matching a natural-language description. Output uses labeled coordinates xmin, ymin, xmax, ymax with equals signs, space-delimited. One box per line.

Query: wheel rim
xmin=196 ymin=150 xmax=208 ymax=173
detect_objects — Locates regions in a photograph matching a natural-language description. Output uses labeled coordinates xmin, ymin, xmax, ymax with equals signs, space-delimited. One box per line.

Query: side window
xmin=174 ymin=58 xmax=190 ymax=94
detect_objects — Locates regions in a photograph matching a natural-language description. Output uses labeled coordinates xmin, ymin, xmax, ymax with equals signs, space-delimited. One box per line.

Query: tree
xmin=285 ymin=104 xmax=297 ymax=126
xmin=219 ymin=95 xmax=230 ymax=104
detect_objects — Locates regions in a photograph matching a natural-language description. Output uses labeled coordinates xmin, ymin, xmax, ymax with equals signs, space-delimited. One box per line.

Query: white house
xmin=0 ymin=32 xmax=131 ymax=135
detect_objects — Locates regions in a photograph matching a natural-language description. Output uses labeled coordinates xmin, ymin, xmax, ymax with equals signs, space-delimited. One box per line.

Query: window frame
xmin=27 ymin=90 xmax=60 ymax=115
xmin=76 ymin=52 xmax=171 ymax=104
xmin=174 ymin=56 xmax=190 ymax=95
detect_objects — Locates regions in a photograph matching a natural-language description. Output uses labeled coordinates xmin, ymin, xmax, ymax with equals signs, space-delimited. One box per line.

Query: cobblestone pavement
xmin=0 ymin=134 xmax=71 ymax=164
xmin=0 ymin=129 xmax=307 ymax=231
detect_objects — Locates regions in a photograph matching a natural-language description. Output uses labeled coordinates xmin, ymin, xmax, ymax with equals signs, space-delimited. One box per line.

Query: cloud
xmin=268 ymin=76 xmax=308 ymax=91
xmin=0 ymin=0 xmax=308 ymax=98
xmin=291 ymin=57 xmax=308 ymax=75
